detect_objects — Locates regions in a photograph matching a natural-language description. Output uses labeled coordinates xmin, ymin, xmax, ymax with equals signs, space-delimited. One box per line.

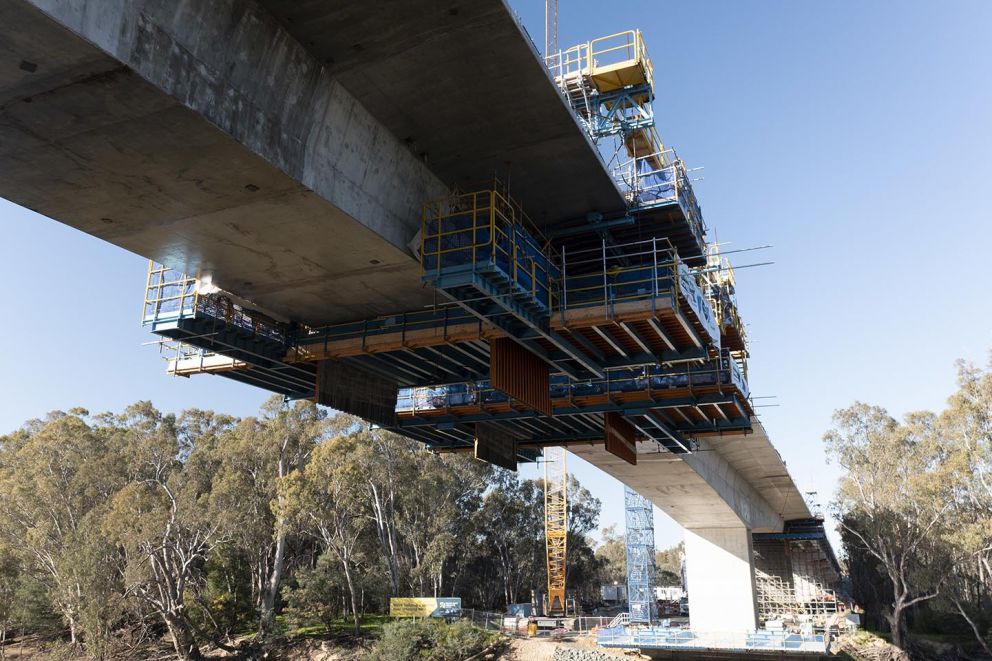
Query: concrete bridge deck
xmin=0 ymin=0 xmax=831 ymax=635
xmin=0 ymin=0 xmax=621 ymax=324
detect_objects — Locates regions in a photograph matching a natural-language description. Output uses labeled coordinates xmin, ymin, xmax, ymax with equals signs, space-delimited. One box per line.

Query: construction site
xmin=0 ymin=0 xmax=853 ymax=657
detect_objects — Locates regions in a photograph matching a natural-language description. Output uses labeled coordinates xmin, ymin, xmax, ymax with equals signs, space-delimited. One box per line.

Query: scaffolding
xmin=753 ymin=538 xmax=840 ymax=627
xmin=545 ymin=30 xmax=655 ymax=143
xmin=137 ymin=25 xmax=756 ymax=470
xmin=699 ymin=245 xmax=749 ymax=354
xmin=624 ymin=486 xmax=657 ymax=624
xmin=421 ymin=185 xmax=559 ymax=317
xmin=546 ymin=30 xmax=707 ymax=264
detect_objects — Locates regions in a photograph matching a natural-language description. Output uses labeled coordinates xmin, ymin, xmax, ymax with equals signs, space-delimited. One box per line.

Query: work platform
xmin=546 ymin=31 xmax=708 ymax=264
xmin=141 ymin=173 xmax=748 ymax=464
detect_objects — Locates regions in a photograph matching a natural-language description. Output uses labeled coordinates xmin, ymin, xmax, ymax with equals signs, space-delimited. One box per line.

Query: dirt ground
xmin=501 ymin=636 xmax=646 ymax=661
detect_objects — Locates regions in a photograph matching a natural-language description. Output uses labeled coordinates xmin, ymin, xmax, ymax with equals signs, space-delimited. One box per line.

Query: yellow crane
xmin=542 ymin=0 xmax=568 ymax=621
xmin=544 ymin=445 xmax=567 ymax=616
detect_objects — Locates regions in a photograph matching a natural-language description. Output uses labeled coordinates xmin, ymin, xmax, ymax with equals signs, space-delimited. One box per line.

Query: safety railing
xmin=142 ymin=261 xmax=287 ymax=344
xmin=158 ymin=342 xmax=245 ymax=376
xmin=699 ymin=250 xmax=749 ymax=351
xmin=545 ymin=43 xmax=589 ymax=86
xmin=421 ymin=188 xmax=560 ymax=313
xmin=560 ymin=237 xmax=676 ymax=310
xmin=395 ymin=354 xmax=749 ymax=414
xmin=588 ymin=30 xmax=653 ymax=90
xmin=612 ymin=150 xmax=704 ymax=233
xmin=609 ymin=612 xmax=631 ymax=628
xmin=291 ymin=306 xmax=480 ymax=357
xmin=196 ymin=295 xmax=286 ymax=344
xmin=143 ymin=261 xmax=197 ymax=324
xmin=545 ymin=30 xmax=653 ymax=93
xmin=596 ymin=625 xmax=829 ymax=653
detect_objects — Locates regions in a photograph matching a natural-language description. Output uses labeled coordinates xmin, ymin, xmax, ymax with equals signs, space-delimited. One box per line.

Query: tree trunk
xmin=260 ymin=441 xmax=291 ymax=636
xmin=65 ymin=612 xmax=77 ymax=646
xmin=341 ymin=557 xmax=361 ymax=634
xmin=887 ymin=604 xmax=906 ymax=650
xmin=953 ymin=598 xmax=992 ymax=658
xmin=259 ymin=520 xmax=287 ymax=635
xmin=165 ymin=613 xmax=203 ymax=661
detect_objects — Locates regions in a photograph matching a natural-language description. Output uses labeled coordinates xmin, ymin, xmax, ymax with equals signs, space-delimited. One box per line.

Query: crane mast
xmin=544 ymin=0 xmax=558 ymax=57
xmin=544 ymin=446 xmax=567 ymax=615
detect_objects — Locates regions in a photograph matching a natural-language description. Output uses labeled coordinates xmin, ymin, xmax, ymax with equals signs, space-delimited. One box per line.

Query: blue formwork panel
xmin=422 ymin=211 xmax=557 ymax=316
xmin=396 ymin=356 xmax=749 ymax=414
xmin=563 ymin=264 xmax=675 ymax=307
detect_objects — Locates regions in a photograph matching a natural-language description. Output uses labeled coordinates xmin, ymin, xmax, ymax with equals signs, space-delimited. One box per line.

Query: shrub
xmin=366 ymin=618 xmax=494 ymax=661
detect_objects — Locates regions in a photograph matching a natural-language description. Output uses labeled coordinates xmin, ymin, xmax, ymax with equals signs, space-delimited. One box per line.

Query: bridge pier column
xmin=684 ymin=526 xmax=758 ymax=632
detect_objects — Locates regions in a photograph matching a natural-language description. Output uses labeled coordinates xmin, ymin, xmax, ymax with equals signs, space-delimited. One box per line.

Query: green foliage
xmin=281 ymin=554 xmax=346 ymax=632
xmin=367 ymin=619 xmax=493 ymax=661
xmin=0 ymin=401 xmax=607 ymax=657
xmin=188 ymin=547 xmax=257 ymax=640
xmin=829 ymin=355 xmax=992 ymax=655
xmin=595 ymin=525 xmax=626 ymax=585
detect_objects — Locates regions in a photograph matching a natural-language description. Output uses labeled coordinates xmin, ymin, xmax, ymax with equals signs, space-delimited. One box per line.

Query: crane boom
xmin=544 ymin=445 xmax=567 ymax=615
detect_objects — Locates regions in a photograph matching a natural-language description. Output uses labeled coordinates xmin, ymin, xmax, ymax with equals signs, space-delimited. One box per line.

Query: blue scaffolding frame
xmin=624 ymin=485 xmax=658 ymax=624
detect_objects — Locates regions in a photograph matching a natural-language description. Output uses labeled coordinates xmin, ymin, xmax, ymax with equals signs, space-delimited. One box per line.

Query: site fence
xmin=597 ymin=625 xmax=830 ymax=654
xmin=458 ymin=609 xmax=503 ymax=631
xmin=572 ymin=616 xmax=613 ymax=632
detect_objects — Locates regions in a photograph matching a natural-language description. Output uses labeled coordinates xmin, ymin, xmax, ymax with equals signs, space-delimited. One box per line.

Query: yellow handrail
xmin=142 ymin=260 xmax=198 ymax=322
xmin=420 ymin=187 xmax=559 ymax=310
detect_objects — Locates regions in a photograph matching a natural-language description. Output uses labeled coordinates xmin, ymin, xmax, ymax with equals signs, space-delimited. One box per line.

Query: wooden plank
xmin=604 ymin=411 xmax=637 ymax=465
xmin=289 ymin=298 xmax=679 ymax=363
xmin=474 ymin=422 xmax=518 ymax=471
xmin=490 ymin=338 xmax=553 ymax=416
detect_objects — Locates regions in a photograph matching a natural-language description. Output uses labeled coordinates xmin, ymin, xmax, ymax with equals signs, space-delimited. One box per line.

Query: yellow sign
xmin=389 ymin=597 xmax=461 ymax=618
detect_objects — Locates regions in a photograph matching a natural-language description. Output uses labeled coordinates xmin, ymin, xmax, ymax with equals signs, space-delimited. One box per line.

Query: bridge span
xmin=0 ymin=0 xmax=837 ymax=633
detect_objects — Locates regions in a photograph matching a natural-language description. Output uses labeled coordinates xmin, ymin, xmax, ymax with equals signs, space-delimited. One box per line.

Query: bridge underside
xmin=569 ymin=424 xmax=810 ymax=534
xmin=1 ymin=0 xmax=831 ymax=636
xmin=0 ymin=0 xmax=623 ymax=325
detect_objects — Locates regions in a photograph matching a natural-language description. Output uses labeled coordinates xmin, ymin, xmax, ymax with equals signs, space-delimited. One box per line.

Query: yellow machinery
xmin=544 ymin=446 xmax=568 ymax=616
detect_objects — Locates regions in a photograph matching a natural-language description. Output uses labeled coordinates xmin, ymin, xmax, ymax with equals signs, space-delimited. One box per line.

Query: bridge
xmin=0 ymin=0 xmax=838 ymax=636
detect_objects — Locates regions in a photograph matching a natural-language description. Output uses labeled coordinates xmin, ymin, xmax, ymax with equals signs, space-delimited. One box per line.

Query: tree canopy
xmin=0 ymin=398 xmax=621 ymax=659
xmin=826 ymin=357 xmax=992 ymax=654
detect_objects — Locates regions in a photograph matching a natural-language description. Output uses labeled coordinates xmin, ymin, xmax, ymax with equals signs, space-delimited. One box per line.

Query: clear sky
xmin=2 ymin=0 xmax=991 ymax=553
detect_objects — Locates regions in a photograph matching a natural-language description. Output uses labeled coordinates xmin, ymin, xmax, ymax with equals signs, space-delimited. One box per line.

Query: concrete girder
xmin=1 ymin=0 xmax=446 ymax=324
xmin=0 ymin=0 xmax=624 ymax=326
xmin=568 ymin=420 xmax=809 ymax=533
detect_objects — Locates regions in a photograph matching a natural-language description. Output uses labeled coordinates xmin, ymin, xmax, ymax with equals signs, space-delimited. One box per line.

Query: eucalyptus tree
xmin=824 ymin=403 xmax=954 ymax=649
xmin=278 ymin=433 xmax=368 ymax=632
xmin=101 ymin=404 xmax=234 ymax=661
xmin=938 ymin=359 xmax=992 ymax=656
xmin=0 ymin=409 xmax=126 ymax=648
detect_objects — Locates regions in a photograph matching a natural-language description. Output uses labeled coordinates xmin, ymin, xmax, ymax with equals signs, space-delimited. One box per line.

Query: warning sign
xmin=389 ymin=597 xmax=462 ymax=618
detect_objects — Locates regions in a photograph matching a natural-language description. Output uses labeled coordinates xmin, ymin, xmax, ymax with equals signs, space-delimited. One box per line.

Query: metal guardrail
xmin=420 ymin=188 xmax=560 ymax=313
xmin=596 ymin=625 xmax=830 ymax=653
xmin=396 ymin=354 xmax=749 ymax=414
xmin=143 ymin=261 xmax=197 ymax=323
xmin=545 ymin=30 xmax=653 ymax=94
xmin=142 ymin=261 xmax=287 ymax=344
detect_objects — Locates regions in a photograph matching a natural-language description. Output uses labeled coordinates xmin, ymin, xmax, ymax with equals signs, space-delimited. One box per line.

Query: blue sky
xmin=2 ymin=0 xmax=991 ymax=553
